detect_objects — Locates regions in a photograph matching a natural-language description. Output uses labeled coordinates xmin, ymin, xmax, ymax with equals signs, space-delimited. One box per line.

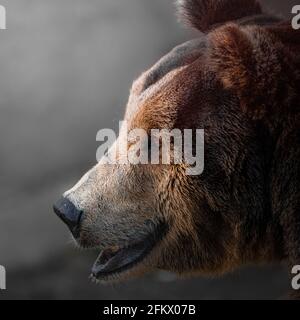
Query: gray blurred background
xmin=0 ymin=0 xmax=297 ymax=300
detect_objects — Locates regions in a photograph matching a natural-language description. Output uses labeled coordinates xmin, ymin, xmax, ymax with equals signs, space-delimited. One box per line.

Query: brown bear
xmin=54 ymin=0 xmax=300 ymax=297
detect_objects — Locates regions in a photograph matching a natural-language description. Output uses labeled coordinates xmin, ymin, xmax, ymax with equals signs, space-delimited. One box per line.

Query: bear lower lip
xmin=91 ymin=241 xmax=153 ymax=278
xmin=91 ymin=221 xmax=168 ymax=279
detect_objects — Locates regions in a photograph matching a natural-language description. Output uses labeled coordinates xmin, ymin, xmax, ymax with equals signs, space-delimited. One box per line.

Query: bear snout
xmin=53 ymin=197 xmax=83 ymax=239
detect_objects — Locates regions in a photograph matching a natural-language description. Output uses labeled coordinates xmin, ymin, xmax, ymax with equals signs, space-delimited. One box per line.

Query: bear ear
xmin=208 ymin=23 xmax=286 ymax=120
xmin=176 ymin=0 xmax=262 ymax=32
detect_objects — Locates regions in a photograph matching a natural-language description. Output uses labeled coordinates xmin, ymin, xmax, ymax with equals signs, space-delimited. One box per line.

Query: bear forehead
xmin=139 ymin=38 xmax=206 ymax=93
xmin=125 ymin=37 xmax=214 ymax=130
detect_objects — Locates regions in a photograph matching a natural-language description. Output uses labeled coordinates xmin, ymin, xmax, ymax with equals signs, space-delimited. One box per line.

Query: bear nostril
xmin=53 ymin=197 xmax=83 ymax=238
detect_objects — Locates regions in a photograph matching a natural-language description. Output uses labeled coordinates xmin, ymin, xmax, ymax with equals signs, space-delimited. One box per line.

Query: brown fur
xmin=177 ymin=0 xmax=262 ymax=31
xmin=61 ymin=0 xmax=300 ymax=297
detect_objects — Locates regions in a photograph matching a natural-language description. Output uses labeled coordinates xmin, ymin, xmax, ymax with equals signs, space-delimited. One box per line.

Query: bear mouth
xmin=90 ymin=221 xmax=167 ymax=281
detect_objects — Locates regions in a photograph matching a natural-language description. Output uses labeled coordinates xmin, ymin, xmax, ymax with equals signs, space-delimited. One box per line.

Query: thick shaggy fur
xmin=61 ymin=0 xmax=300 ymax=298
xmin=177 ymin=0 xmax=262 ymax=31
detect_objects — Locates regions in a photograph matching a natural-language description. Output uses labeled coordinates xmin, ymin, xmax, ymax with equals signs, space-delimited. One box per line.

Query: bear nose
xmin=53 ymin=197 xmax=83 ymax=238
